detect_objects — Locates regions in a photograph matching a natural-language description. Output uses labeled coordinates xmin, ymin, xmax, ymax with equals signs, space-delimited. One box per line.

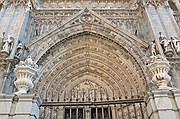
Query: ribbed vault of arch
xmin=34 ymin=32 xmax=146 ymax=101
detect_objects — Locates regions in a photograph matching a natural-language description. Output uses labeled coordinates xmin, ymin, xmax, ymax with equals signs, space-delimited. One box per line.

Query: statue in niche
xmin=2 ymin=35 xmax=13 ymax=54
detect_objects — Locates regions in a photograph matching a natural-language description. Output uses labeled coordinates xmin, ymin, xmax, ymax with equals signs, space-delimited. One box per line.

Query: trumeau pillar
xmin=143 ymin=0 xmax=180 ymax=55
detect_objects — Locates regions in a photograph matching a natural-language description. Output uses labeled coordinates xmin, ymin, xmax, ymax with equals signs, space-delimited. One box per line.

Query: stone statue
xmin=25 ymin=56 xmax=34 ymax=67
xmin=2 ymin=35 xmax=13 ymax=54
xmin=160 ymin=35 xmax=168 ymax=52
xmin=151 ymin=41 xmax=157 ymax=56
xmin=16 ymin=42 xmax=24 ymax=57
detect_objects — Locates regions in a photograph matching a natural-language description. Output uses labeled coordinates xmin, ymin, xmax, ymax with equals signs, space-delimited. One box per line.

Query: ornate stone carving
xmin=40 ymin=0 xmax=140 ymax=9
xmin=145 ymin=0 xmax=168 ymax=7
xmin=27 ymin=7 xmax=143 ymax=40
xmin=15 ymin=42 xmax=24 ymax=58
xmin=2 ymin=0 xmax=29 ymax=8
xmin=147 ymin=55 xmax=171 ymax=89
xmin=14 ymin=56 xmax=38 ymax=94
xmin=0 ymin=35 xmax=14 ymax=58
xmin=159 ymin=33 xmax=174 ymax=57
xmin=33 ymin=34 xmax=146 ymax=100
xmin=80 ymin=12 xmax=94 ymax=23
xmin=171 ymin=36 xmax=180 ymax=55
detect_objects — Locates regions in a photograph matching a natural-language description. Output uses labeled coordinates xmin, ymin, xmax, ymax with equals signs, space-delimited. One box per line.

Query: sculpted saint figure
xmin=151 ymin=41 xmax=157 ymax=56
xmin=2 ymin=35 xmax=13 ymax=54
xmin=16 ymin=42 xmax=24 ymax=57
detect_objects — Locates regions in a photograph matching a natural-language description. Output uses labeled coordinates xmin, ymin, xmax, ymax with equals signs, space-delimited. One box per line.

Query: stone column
xmin=145 ymin=90 xmax=180 ymax=119
xmin=0 ymin=94 xmax=41 ymax=119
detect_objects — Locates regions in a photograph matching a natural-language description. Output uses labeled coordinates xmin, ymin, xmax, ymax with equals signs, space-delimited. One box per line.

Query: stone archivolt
xmin=33 ymin=35 xmax=146 ymax=101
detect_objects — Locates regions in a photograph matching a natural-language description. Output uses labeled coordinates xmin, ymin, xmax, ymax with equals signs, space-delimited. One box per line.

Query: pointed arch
xmin=28 ymin=8 xmax=149 ymax=100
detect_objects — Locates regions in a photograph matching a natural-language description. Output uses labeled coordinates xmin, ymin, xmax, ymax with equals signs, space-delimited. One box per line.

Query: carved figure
xmin=24 ymin=56 xmax=34 ymax=67
xmin=16 ymin=42 xmax=24 ymax=57
xmin=151 ymin=41 xmax=157 ymax=56
xmin=2 ymin=35 xmax=13 ymax=54
xmin=160 ymin=35 xmax=168 ymax=51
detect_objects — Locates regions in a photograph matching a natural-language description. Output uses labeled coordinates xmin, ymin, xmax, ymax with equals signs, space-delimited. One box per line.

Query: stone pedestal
xmin=145 ymin=90 xmax=180 ymax=119
xmin=147 ymin=55 xmax=171 ymax=89
xmin=0 ymin=94 xmax=41 ymax=119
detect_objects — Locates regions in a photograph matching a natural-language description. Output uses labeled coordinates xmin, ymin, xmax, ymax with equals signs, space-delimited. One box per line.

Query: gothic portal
xmin=0 ymin=0 xmax=180 ymax=119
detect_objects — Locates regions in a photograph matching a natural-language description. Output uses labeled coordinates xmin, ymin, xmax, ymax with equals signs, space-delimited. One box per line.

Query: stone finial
xmin=14 ymin=56 xmax=38 ymax=94
xmin=147 ymin=55 xmax=171 ymax=89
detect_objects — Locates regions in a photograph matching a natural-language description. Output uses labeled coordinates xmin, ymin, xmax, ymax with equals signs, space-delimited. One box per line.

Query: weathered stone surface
xmin=0 ymin=0 xmax=180 ymax=119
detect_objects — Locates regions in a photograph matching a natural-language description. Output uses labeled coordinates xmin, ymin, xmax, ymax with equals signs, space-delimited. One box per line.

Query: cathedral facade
xmin=0 ymin=0 xmax=180 ymax=119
